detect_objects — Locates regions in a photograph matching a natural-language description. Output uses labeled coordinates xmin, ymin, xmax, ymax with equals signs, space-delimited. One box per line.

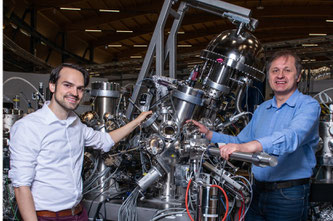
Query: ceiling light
xmin=85 ymin=29 xmax=102 ymax=32
xmin=326 ymin=19 xmax=333 ymax=23
xmin=309 ymin=33 xmax=327 ymax=36
xmin=302 ymin=43 xmax=318 ymax=47
xmin=130 ymin=55 xmax=142 ymax=59
xmin=256 ymin=0 xmax=264 ymax=10
xmin=20 ymin=29 xmax=31 ymax=37
xmin=108 ymin=44 xmax=122 ymax=47
xmin=60 ymin=7 xmax=81 ymax=11
xmin=133 ymin=45 xmax=147 ymax=47
xmin=116 ymin=30 xmax=133 ymax=33
xmin=10 ymin=22 xmax=17 ymax=29
xmin=167 ymin=31 xmax=185 ymax=34
xmin=99 ymin=9 xmax=120 ymax=13
xmin=177 ymin=44 xmax=192 ymax=47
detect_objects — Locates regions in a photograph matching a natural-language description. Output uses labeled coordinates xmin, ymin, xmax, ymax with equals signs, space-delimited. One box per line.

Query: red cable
xmin=185 ymin=179 xmax=194 ymax=221
xmin=238 ymin=203 xmax=242 ymax=221
xmin=238 ymin=192 xmax=245 ymax=221
xmin=211 ymin=185 xmax=229 ymax=221
xmin=185 ymin=181 xmax=230 ymax=221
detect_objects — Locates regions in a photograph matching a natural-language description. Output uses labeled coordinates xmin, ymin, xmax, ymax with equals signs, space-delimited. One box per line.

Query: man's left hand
xmin=219 ymin=143 xmax=241 ymax=160
xmin=219 ymin=140 xmax=263 ymax=160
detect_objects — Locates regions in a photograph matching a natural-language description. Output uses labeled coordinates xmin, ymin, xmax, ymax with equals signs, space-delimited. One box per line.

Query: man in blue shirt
xmin=190 ymin=50 xmax=320 ymax=220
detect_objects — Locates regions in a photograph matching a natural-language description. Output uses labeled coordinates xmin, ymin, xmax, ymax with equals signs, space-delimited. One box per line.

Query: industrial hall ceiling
xmin=3 ymin=0 xmax=333 ymax=83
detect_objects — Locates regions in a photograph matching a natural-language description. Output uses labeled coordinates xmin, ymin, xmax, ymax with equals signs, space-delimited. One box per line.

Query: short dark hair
xmin=49 ymin=63 xmax=90 ymax=87
xmin=266 ymin=50 xmax=302 ymax=77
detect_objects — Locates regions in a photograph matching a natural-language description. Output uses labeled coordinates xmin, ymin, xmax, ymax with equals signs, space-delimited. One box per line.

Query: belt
xmin=254 ymin=178 xmax=310 ymax=191
xmin=36 ymin=203 xmax=83 ymax=217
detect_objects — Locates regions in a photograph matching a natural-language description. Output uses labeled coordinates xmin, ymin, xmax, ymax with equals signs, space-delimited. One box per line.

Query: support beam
xmin=5 ymin=13 xmax=92 ymax=64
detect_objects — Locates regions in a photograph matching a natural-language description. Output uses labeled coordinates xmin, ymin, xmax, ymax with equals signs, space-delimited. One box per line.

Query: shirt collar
xmin=42 ymin=101 xmax=78 ymax=126
xmin=266 ymin=89 xmax=300 ymax=109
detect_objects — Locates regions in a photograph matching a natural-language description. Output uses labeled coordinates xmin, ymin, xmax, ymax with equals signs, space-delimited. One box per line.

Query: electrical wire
xmin=83 ymin=156 xmax=100 ymax=186
xmin=3 ymin=77 xmax=46 ymax=103
xmin=83 ymin=167 xmax=119 ymax=195
xmin=83 ymin=167 xmax=111 ymax=193
xmin=185 ymin=179 xmax=194 ymax=221
xmin=231 ymin=175 xmax=253 ymax=220
xmin=210 ymin=184 xmax=229 ymax=221
xmin=313 ymin=87 xmax=333 ymax=113
xmin=150 ymin=208 xmax=187 ymax=221
xmin=252 ymin=85 xmax=265 ymax=101
xmin=118 ymin=187 xmax=140 ymax=221
xmin=150 ymin=211 xmax=187 ymax=221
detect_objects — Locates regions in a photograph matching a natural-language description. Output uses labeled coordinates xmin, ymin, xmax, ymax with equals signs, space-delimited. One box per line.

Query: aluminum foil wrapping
xmin=318 ymin=204 xmax=333 ymax=221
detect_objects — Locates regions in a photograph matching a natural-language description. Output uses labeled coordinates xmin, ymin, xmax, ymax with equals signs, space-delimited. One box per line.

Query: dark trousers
xmin=37 ymin=207 xmax=88 ymax=221
xmin=246 ymin=183 xmax=310 ymax=221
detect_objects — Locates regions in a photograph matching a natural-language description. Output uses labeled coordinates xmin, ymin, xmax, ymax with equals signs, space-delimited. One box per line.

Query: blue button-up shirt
xmin=211 ymin=89 xmax=320 ymax=182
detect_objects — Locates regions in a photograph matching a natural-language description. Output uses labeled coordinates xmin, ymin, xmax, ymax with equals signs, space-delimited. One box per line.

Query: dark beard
xmin=54 ymin=93 xmax=80 ymax=112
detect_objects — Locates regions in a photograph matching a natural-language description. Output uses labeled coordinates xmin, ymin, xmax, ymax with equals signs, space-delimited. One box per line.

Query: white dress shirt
xmin=9 ymin=101 xmax=114 ymax=211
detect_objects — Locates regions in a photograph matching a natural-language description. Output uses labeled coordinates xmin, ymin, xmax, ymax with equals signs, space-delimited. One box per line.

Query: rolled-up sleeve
xmin=83 ymin=124 xmax=115 ymax=152
xmin=9 ymin=121 xmax=40 ymax=187
xmin=257 ymin=99 xmax=320 ymax=155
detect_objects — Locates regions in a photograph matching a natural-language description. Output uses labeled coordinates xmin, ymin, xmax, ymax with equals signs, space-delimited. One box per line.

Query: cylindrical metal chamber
xmin=200 ymin=29 xmax=265 ymax=99
xmin=3 ymin=108 xmax=23 ymax=131
xmin=91 ymin=82 xmax=120 ymax=120
xmin=172 ymin=84 xmax=204 ymax=124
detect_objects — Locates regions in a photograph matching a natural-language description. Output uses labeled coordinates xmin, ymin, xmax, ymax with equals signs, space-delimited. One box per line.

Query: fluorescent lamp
xmin=133 ymin=45 xmax=147 ymax=47
xmin=10 ymin=22 xmax=17 ymax=29
xmin=302 ymin=43 xmax=318 ymax=47
xmin=130 ymin=56 xmax=142 ymax=59
xmin=303 ymin=59 xmax=317 ymax=62
xmin=177 ymin=44 xmax=192 ymax=47
xmin=167 ymin=31 xmax=185 ymax=34
xmin=326 ymin=19 xmax=333 ymax=23
xmin=99 ymin=9 xmax=120 ymax=13
xmin=309 ymin=33 xmax=327 ymax=36
xmin=116 ymin=30 xmax=133 ymax=33
xmin=85 ymin=29 xmax=102 ymax=32
xmin=60 ymin=7 xmax=81 ymax=11
xmin=108 ymin=44 xmax=122 ymax=47
xmin=20 ymin=29 xmax=31 ymax=37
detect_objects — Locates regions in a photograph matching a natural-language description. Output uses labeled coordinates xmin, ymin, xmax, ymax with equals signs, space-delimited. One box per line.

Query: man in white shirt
xmin=9 ymin=63 xmax=151 ymax=221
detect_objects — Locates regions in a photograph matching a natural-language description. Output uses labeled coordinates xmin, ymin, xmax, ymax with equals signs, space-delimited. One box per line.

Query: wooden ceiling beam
xmin=62 ymin=1 xmax=162 ymax=31
xmin=103 ymin=24 xmax=331 ymax=59
xmin=30 ymin=0 xmax=87 ymax=9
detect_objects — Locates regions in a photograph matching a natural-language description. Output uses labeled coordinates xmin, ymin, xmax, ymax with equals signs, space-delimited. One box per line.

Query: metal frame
xmin=126 ymin=0 xmax=255 ymax=118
